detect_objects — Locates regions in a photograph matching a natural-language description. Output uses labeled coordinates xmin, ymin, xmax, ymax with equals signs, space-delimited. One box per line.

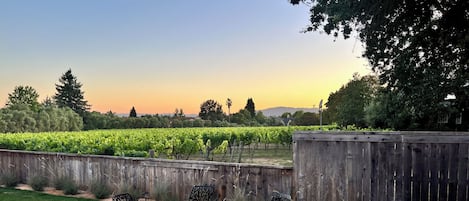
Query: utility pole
xmin=319 ymin=99 xmax=323 ymax=130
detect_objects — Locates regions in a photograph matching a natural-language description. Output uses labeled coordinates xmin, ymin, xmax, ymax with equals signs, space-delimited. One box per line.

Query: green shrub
xmin=29 ymin=175 xmax=48 ymax=191
xmin=90 ymin=180 xmax=111 ymax=199
xmin=0 ymin=172 xmax=19 ymax=187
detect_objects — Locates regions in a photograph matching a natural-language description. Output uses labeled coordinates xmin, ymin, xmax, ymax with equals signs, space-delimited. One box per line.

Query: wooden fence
xmin=293 ymin=131 xmax=469 ymax=201
xmin=0 ymin=149 xmax=292 ymax=200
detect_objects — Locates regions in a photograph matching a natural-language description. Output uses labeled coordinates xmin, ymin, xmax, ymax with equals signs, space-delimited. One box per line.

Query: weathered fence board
xmin=294 ymin=131 xmax=469 ymax=201
xmin=448 ymin=144 xmax=459 ymax=201
xmin=429 ymin=143 xmax=439 ymax=201
xmin=421 ymin=143 xmax=431 ymax=201
xmin=362 ymin=141 xmax=372 ymax=201
xmin=0 ymin=149 xmax=292 ymax=201
xmin=456 ymin=144 xmax=468 ymax=200
xmin=369 ymin=142 xmax=379 ymax=200
xmin=439 ymin=144 xmax=449 ymax=201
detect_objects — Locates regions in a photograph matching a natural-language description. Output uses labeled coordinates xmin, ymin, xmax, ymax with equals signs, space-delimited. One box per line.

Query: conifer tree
xmin=54 ymin=69 xmax=90 ymax=116
xmin=6 ymin=85 xmax=40 ymax=110
xmin=244 ymin=98 xmax=256 ymax=118
xmin=129 ymin=106 xmax=137 ymax=117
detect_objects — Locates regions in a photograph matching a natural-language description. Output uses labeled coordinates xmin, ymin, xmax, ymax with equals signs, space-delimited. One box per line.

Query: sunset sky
xmin=0 ymin=0 xmax=371 ymax=115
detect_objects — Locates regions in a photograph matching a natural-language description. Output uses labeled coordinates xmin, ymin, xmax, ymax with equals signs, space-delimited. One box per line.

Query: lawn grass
xmin=0 ymin=188 xmax=97 ymax=201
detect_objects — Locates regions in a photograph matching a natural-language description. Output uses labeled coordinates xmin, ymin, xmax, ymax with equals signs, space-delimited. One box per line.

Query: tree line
xmin=3 ymin=70 xmax=465 ymax=133
xmin=321 ymin=73 xmax=467 ymax=131
xmin=0 ymin=70 xmax=299 ymax=133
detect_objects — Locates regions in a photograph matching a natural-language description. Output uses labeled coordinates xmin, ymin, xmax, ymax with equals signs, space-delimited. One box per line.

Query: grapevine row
xmin=0 ymin=126 xmax=338 ymax=159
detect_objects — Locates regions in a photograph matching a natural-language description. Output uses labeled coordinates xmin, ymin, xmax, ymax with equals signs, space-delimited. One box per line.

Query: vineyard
xmin=0 ymin=126 xmax=338 ymax=161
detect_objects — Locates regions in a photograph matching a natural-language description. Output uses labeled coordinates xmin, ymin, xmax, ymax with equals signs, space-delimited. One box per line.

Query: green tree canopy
xmin=54 ymin=69 xmax=90 ymax=116
xmin=231 ymin=109 xmax=251 ymax=125
xmin=326 ymin=74 xmax=379 ymax=127
xmin=297 ymin=112 xmax=320 ymax=126
xmin=290 ymin=0 xmax=469 ymax=129
xmin=41 ymin=96 xmax=55 ymax=108
xmin=5 ymin=86 xmax=39 ymax=110
xmin=0 ymin=104 xmax=83 ymax=133
xmin=199 ymin=99 xmax=224 ymax=121
xmin=364 ymin=89 xmax=414 ymax=129
xmin=255 ymin=111 xmax=267 ymax=125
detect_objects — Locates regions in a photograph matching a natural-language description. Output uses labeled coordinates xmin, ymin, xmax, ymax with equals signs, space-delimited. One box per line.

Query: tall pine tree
xmin=54 ymin=69 xmax=90 ymax=116
xmin=129 ymin=106 xmax=137 ymax=117
xmin=244 ymin=98 xmax=255 ymax=118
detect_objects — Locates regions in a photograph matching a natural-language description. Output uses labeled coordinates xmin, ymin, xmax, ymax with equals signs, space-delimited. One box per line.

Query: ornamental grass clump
xmin=0 ymin=172 xmax=19 ymax=187
xmin=29 ymin=175 xmax=48 ymax=191
xmin=90 ymin=180 xmax=111 ymax=199
xmin=54 ymin=176 xmax=78 ymax=195
xmin=63 ymin=180 xmax=78 ymax=195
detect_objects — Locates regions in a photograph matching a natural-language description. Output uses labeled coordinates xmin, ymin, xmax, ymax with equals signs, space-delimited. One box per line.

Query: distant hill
xmin=260 ymin=107 xmax=319 ymax=117
xmin=114 ymin=113 xmax=198 ymax=118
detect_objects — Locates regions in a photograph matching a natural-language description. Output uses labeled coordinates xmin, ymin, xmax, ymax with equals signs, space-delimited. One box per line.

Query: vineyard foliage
xmin=0 ymin=126 xmax=338 ymax=159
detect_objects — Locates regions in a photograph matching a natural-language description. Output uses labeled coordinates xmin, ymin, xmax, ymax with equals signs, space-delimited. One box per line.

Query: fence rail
xmin=0 ymin=149 xmax=292 ymax=201
xmin=293 ymin=131 xmax=469 ymax=201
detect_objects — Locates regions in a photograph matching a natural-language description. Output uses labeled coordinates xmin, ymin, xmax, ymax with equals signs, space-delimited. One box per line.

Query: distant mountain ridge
xmin=260 ymin=107 xmax=319 ymax=117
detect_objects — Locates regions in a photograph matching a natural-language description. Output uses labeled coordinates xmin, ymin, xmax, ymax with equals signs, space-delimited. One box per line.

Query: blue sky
xmin=0 ymin=0 xmax=370 ymax=114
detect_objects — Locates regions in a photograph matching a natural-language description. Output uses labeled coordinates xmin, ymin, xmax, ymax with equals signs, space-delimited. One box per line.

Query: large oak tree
xmin=199 ymin=99 xmax=224 ymax=121
xmin=291 ymin=0 xmax=468 ymax=129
